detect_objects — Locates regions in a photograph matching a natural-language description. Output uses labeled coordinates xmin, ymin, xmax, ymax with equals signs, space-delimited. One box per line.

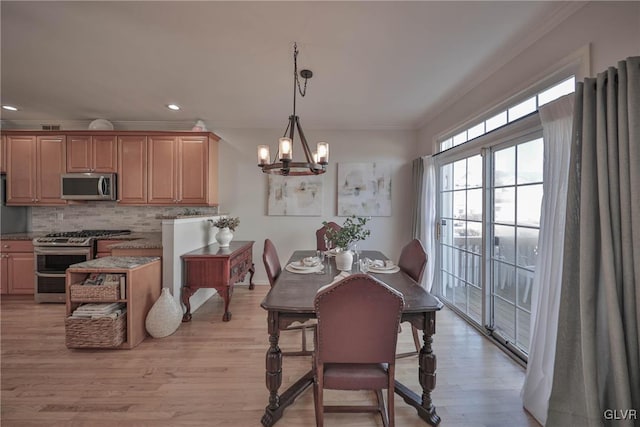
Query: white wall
xmin=214 ymin=127 xmax=417 ymax=284
xmin=417 ymin=1 xmax=640 ymax=155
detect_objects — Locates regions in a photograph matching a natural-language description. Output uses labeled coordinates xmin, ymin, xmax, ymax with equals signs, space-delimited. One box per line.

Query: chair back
xmin=314 ymin=274 xmax=404 ymax=364
xmin=316 ymin=222 xmax=342 ymax=251
xmin=263 ymin=239 xmax=282 ymax=287
xmin=398 ymin=239 xmax=427 ymax=284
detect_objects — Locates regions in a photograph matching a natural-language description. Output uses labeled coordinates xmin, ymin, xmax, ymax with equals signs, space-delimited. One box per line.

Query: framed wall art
xmin=267 ymin=175 xmax=323 ymax=216
xmin=337 ymin=162 xmax=391 ymax=216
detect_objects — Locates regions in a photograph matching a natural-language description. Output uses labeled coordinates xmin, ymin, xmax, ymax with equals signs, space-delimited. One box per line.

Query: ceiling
xmin=1 ymin=1 xmax=577 ymax=131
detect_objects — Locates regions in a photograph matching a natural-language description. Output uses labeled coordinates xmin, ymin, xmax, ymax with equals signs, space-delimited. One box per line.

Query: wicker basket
xmin=65 ymin=313 xmax=127 ymax=349
xmin=70 ymin=283 xmax=120 ymax=301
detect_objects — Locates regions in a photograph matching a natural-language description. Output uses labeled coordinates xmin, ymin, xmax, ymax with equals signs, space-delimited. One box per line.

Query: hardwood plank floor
xmin=1 ymin=286 xmax=539 ymax=426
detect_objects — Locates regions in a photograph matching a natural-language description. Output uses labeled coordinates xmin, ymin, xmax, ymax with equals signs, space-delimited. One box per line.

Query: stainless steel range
xmin=33 ymin=230 xmax=131 ymax=303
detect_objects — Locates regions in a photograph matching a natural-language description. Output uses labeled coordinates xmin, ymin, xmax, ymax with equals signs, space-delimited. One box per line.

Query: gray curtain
xmin=410 ymin=157 xmax=425 ymax=239
xmin=547 ymin=56 xmax=640 ymax=426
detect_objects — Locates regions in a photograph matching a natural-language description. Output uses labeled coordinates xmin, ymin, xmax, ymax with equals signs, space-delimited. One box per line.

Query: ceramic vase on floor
xmin=145 ymin=288 xmax=182 ymax=338
xmin=215 ymin=227 xmax=233 ymax=247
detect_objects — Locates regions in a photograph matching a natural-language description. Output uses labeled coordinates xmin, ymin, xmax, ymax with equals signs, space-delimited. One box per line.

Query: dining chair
xmin=316 ymin=222 xmax=342 ymax=251
xmin=313 ymin=273 xmax=404 ymax=427
xmin=262 ymin=239 xmax=314 ymax=357
xmin=396 ymin=239 xmax=428 ymax=359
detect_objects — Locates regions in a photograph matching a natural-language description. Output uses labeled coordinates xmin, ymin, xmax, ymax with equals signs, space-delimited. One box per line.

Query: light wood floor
xmin=1 ymin=286 xmax=539 ymax=427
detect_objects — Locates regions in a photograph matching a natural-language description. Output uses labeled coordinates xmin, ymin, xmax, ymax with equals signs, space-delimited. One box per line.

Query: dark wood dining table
xmin=260 ymin=250 xmax=444 ymax=426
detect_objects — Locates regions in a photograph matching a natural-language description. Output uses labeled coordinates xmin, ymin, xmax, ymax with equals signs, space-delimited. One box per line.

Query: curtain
xmin=521 ymin=94 xmax=574 ymax=424
xmin=547 ymin=56 xmax=639 ymax=426
xmin=410 ymin=156 xmax=436 ymax=291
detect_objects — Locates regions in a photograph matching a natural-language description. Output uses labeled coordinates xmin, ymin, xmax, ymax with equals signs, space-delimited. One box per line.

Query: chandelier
xmin=257 ymin=43 xmax=328 ymax=176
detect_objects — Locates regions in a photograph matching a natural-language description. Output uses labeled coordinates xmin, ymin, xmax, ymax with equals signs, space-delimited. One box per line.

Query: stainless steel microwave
xmin=61 ymin=173 xmax=116 ymax=200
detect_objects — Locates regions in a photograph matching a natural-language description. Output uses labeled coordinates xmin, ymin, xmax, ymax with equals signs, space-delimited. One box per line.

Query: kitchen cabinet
xmin=65 ymin=257 xmax=161 ymax=349
xmin=66 ymin=135 xmax=117 ymax=172
xmin=1 ymin=134 xmax=6 ymax=173
xmin=95 ymin=239 xmax=128 ymax=258
xmin=1 ymin=240 xmax=35 ymax=295
xmin=147 ymin=135 xmax=218 ymax=206
xmin=117 ymin=135 xmax=147 ymax=205
xmin=5 ymin=135 xmax=67 ymax=206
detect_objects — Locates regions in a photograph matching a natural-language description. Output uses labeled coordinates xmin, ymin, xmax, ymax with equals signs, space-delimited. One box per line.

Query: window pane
xmin=508 ymin=96 xmax=536 ymax=122
xmin=516 ymin=308 xmax=530 ymax=352
xmin=517 ymin=269 xmax=534 ymax=311
xmin=441 ymin=162 xmax=453 ymax=191
xmin=494 ymin=296 xmax=515 ymax=342
xmin=494 ymin=187 xmax=515 ymax=224
xmin=441 ymin=138 xmax=453 ymax=151
xmin=467 ymin=253 xmax=482 ymax=286
xmin=453 ymin=191 xmax=466 ymax=220
xmin=453 ymin=159 xmax=466 ymax=189
xmin=442 ymin=272 xmax=454 ymax=299
xmin=517 ymin=184 xmax=542 ymax=227
xmin=453 ymin=220 xmax=466 ymax=242
xmin=467 ymin=189 xmax=482 ymax=221
xmin=494 ymin=225 xmax=515 ymax=263
xmin=467 ymin=222 xmax=483 ymax=254
xmin=467 ymin=122 xmax=485 ymax=140
xmin=517 ymin=138 xmax=543 ymax=184
xmin=453 ymin=131 xmax=467 ymax=146
xmin=538 ymin=76 xmax=575 ymax=107
xmin=467 ymin=155 xmax=483 ymax=188
xmin=453 ymin=279 xmax=467 ymax=312
xmin=485 ymin=111 xmax=507 ymax=132
xmin=441 ymin=220 xmax=454 ymax=246
xmin=468 ymin=285 xmax=482 ymax=323
xmin=517 ymin=227 xmax=539 ymax=267
xmin=493 ymin=261 xmax=515 ymax=303
xmin=441 ymin=191 xmax=453 ymax=219
xmin=494 ymin=146 xmax=515 ymax=186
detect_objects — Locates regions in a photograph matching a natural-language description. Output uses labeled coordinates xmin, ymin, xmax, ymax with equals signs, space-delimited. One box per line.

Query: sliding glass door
xmin=436 ymin=127 xmax=543 ymax=359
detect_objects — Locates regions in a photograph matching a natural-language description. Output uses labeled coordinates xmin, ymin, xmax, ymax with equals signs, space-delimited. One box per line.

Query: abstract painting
xmin=268 ymin=175 xmax=323 ymax=216
xmin=337 ymin=162 xmax=391 ymax=216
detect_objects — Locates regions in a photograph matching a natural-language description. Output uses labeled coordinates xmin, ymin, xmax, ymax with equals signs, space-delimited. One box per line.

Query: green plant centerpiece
xmin=323 ymin=215 xmax=371 ymax=251
xmin=213 ymin=216 xmax=240 ymax=231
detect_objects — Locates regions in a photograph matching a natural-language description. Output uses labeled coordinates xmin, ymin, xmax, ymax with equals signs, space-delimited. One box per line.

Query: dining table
xmin=260 ymin=249 xmax=444 ymax=426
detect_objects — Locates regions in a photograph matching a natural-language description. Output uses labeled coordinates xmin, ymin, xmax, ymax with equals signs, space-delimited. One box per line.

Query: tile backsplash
xmin=31 ymin=203 xmax=219 ymax=232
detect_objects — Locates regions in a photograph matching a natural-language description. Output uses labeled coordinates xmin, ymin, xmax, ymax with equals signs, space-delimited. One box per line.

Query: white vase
xmin=145 ymin=288 xmax=183 ymax=338
xmin=335 ymin=249 xmax=354 ymax=271
xmin=215 ymin=227 xmax=233 ymax=247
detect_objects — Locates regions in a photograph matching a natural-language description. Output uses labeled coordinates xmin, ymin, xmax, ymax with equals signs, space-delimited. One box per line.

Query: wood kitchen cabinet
xmin=147 ymin=135 xmax=218 ymax=206
xmin=5 ymin=135 xmax=67 ymax=206
xmin=66 ymin=135 xmax=117 ymax=172
xmin=1 ymin=134 xmax=6 ymax=173
xmin=1 ymin=240 xmax=35 ymax=295
xmin=117 ymin=135 xmax=148 ymax=204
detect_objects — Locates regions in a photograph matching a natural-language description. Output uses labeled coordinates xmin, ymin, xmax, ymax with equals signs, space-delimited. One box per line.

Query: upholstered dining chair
xmin=313 ymin=274 xmax=404 ymax=427
xmin=396 ymin=239 xmax=428 ymax=359
xmin=316 ymin=222 xmax=342 ymax=251
xmin=262 ymin=239 xmax=314 ymax=357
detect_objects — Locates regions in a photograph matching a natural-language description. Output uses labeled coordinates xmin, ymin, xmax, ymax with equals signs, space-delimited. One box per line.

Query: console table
xmin=181 ymin=241 xmax=255 ymax=322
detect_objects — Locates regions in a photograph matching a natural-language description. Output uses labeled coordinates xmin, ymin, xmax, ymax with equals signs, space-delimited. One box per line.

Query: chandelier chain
xmin=294 ymin=43 xmax=308 ymax=98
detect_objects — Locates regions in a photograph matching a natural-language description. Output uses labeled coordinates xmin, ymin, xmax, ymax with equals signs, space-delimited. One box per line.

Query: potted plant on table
xmin=211 ymin=216 xmax=240 ymax=248
xmin=323 ymin=215 xmax=371 ymax=271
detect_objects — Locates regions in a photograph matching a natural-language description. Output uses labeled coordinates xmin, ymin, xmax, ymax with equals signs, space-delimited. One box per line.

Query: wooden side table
xmin=181 ymin=241 xmax=255 ymax=322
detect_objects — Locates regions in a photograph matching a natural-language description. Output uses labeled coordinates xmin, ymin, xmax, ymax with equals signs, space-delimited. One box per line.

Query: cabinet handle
xmin=3 ymin=244 xmax=9 ymax=248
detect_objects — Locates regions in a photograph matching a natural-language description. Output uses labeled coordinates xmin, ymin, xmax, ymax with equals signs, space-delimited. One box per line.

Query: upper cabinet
xmin=67 ymin=135 xmax=117 ymax=172
xmin=147 ymin=135 xmax=218 ymax=206
xmin=117 ymin=135 xmax=148 ymax=205
xmin=5 ymin=134 xmax=67 ymax=205
xmin=1 ymin=135 xmax=6 ymax=174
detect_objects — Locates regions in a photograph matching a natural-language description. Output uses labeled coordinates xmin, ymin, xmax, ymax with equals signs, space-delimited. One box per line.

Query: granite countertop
xmin=97 ymin=232 xmax=162 ymax=249
xmin=70 ymin=256 xmax=160 ymax=270
xmin=0 ymin=232 xmax=45 ymax=240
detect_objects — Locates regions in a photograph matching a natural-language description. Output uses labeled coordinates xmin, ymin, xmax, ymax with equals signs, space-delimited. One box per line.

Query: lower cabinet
xmin=1 ymin=240 xmax=35 ymax=295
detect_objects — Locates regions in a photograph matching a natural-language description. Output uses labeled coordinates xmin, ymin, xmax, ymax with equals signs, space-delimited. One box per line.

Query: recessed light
xmin=2 ymin=105 xmax=18 ymax=111
xmin=167 ymin=104 xmax=181 ymax=111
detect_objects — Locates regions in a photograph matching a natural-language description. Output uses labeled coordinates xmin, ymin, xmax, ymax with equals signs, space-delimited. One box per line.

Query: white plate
xmin=368 ymin=266 xmax=400 ymax=274
xmin=286 ymin=264 xmax=324 ymax=274
xmin=369 ymin=261 xmax=396 ymax=270
xmin=288 ymin=261 xmax=319 ymax=270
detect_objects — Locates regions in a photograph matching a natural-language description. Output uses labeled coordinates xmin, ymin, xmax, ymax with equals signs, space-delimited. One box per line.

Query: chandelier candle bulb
xmin=313 ymin=151 xmax=318 ymax=163
xmin=279 ymin=137 xmax=293 ymax=160
xmin=258 ymin=145 xmax=270 ymax=165
xmin=317 ymin=142 xmax=329 ymax=164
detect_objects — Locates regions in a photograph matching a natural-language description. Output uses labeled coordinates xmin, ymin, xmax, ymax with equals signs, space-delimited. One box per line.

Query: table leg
xmin=395 ymin=311 xmax=440 ymax=426
xmin=249 ymin=262 xmax=256 ymax=290
xmin=181 ymin=286 xmax=195 ymax=322
xmin=262 ymin=311 xmax=283 ymax=426
xmin=222 ymin=287 xmax=232 ymax=321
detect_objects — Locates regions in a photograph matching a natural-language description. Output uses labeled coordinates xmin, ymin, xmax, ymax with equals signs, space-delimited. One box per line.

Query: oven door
xmin=34 ymin=246 xmax=91 ymax=303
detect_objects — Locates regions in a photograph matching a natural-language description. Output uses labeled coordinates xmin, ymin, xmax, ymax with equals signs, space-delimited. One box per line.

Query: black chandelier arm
xmin=295 ymin=116 xmax=315 ymax=164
